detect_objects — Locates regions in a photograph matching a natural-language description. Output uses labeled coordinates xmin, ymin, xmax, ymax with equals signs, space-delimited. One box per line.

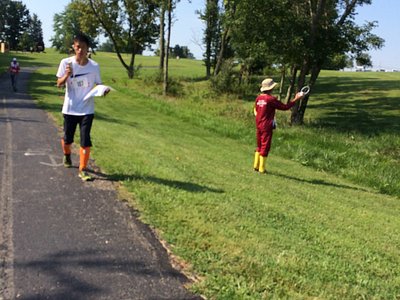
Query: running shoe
xmin=79 ymin=170 xmax=93 ymax=181
xmin=63 ymin=154 xmax=72 ymax=168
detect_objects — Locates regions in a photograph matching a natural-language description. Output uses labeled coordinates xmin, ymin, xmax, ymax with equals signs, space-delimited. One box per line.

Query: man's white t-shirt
xmin=56 ymin=57 xmax=101 ymax=115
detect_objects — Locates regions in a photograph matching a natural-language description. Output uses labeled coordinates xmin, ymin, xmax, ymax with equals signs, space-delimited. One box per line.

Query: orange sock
xmin=79 ymin=147 xmax=91 ymax=171
xmin=61 ymin=139 xmax=71 ymax=155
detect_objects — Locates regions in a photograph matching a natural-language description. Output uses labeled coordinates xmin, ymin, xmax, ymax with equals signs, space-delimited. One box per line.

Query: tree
xmin=158 ymin=0 xmax=166 ymax=71
xmin=0 ymin=0 xmax=30 ymax=50
xmin=29 ymin=14 xmax=45 ymax=51
xmin=229 ymin=0 xmax=383 ymax=125
xmin=163 ymin=0 xmax=173 ymax=95
xmin=170 ymin=44 xmax=194 ymax=59
xmin=51 ymin=1 xmax=99 ymax=54
xmin=0 ymin=0 xmax=8 ymax=41
xmin=85 ymin=0 xmax=159 ymax=79
xmin=18 ymin=31 xmax=32 ymax=51
xmin=288 ymin=0 xmax=384 ymax=124
xmin=159 ymin=0 xmax=184 ymax=94
xmin=213 ymin=0 xmax=236 ymax=76
xmin=355 ymin=53 xmax=373 ymax=68
xmin=322 ymin=53 xmax=351 ymax=70
xmin=199 ymin=0 xmax=220 ymax=78
xmin=0 ymin=0 xmax=44 ymax=52
xmin=98 ymin=39 xmax=115 ymax=52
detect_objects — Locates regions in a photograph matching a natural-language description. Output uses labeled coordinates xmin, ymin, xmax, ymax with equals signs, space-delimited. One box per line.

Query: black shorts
xmin=63 ymin=114 xmax=94 ymax=147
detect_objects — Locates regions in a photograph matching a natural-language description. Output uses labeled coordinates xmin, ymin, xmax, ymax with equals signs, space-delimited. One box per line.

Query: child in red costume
xmin=253 ymin=78 xmax=303 ymax=173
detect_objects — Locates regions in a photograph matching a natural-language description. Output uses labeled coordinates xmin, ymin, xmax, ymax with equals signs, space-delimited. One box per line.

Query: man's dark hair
xmin=73 ymin=33 xmax=90 ymax=46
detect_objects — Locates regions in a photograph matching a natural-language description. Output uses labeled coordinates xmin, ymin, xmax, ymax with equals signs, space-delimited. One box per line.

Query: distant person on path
xmin=253 ymin=78 xmax=303 ymax=174
xmin=9 ymin=57 xmax=20 ymax=91
xmin=56 ymin=33 xmax=105 ymax=181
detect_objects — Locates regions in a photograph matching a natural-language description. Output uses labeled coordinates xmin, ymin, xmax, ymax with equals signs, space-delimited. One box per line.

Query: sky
xmin=354 ymin=0 xmax=400 ymax=70
xmin=22 ymin=0 xmax=205 ymax=59
xmin=21 ymin=0 xmax=399 ymax=68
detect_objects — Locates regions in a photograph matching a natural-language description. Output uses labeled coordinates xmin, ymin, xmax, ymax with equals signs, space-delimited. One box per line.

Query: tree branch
xmin=88 ymin=0 xmax=129 ymax=71
xmin=337 ymin=0 xmax=357 ymax=26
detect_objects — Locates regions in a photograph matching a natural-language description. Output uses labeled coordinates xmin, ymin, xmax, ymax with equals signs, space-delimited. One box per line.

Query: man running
xmin=9 ymin=57 xmax=20 ymax=91
xmin=56 ymin=33 xmax=104 ymax=181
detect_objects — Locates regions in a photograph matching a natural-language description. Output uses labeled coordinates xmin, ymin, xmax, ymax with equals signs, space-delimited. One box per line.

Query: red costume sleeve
xmin=270 ymin=97 xmax=295 ymax=111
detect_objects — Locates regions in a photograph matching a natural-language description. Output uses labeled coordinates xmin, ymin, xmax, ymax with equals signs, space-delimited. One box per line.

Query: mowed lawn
xmin=2 ymin=50 xmax=400 ymax=299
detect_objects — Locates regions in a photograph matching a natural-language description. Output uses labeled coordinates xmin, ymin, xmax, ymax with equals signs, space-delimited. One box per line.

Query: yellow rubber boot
xmin=259 ymin=155 xmax=266 ymax=174
xmin=253 ymin=151 xmax=260 ymax=171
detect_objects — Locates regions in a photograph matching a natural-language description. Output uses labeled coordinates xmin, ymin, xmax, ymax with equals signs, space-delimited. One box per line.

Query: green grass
xmin=20 ymin=50 xmax=400 ymax=299
xmin=274 ymin=71 xmax=400 ymax=196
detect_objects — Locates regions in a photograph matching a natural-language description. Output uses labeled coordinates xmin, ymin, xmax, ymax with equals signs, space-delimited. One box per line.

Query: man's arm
xmin=56 ymin=63 xmax=72 ymax=88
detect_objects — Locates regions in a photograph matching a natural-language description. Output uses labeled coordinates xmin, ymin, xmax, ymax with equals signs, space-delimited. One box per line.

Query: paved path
xmin=0 ymin=68 xmax=201 ymax=300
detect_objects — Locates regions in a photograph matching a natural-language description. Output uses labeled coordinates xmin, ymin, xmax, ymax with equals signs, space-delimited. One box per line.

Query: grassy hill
xmin=2 ymin=49 xmax=400 ymax=299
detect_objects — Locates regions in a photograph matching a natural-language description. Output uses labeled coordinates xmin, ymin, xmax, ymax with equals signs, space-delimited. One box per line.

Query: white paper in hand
xmin=83 ymin=85 xmax=113 ymax=101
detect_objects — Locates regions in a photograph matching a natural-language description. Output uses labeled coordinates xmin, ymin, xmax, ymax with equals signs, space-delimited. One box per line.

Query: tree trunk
xmin=214 ymin=28 xmax=228 ymax=76
xmin=89 ymin=0 xmax=134 ymax=79
xmin=159 ymin=4 xmax=165 ymax=72
xmin=290 ymin=60 xmax=310 ymax=125
xmin=214 ymin=1 xmax=236 ymax=76
xmin=285 ymin=65 xmax=298 ymax=103
xmin=163 ymin=0 xmax=172 ymax=96
xmin=278 ymin=66 xmax=286 ymax=101
xmin=128 ymin=51 xmax=136 ymax=79
xmin=204 ymin=0 xmax=212 ymax=78
xmin=290 ymin=61 xmax=322 ymax=125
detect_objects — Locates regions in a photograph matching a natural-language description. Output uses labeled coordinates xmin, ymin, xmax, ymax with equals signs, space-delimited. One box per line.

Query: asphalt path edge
xmin=0 ymin=96 xmax=15 ymax=300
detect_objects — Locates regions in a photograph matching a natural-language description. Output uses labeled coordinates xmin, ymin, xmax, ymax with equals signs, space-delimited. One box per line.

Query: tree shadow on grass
xmin=29 ymin=72 xmax=63 ymax=96
xmin=95 ymin=111 xmax=139 ymax=128
xmin=307 ymin=95 xmax=400 ymax=135
xmin=91 ymin=169 xmax=224 ymax=194
xmin=114 ymin=173 xmax=224 ymax=194
xmin=2 ymin=54 xmax=55 ymax=69
xmin=270 ymin=170 xmax=370 ymax=193
xmin=308 ymin=77 xmax=400 ymax=135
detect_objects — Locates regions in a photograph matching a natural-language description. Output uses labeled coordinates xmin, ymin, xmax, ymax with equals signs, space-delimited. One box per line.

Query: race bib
xmin=71 ymin=77 xmax=90 ymax=89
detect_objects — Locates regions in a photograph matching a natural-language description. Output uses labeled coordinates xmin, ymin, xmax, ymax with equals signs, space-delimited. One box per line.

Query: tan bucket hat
xmin=260 ymin=78 xmax=277 ymax=92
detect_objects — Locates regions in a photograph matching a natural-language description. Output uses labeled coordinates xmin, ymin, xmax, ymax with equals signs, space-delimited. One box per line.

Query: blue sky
xmin=22 ymin=0 xmax=204 ymax=58
xmin=22 ymin=0 xmax=397 ymax=68
xmin=354 ymin=0 xmax=400 ymax=69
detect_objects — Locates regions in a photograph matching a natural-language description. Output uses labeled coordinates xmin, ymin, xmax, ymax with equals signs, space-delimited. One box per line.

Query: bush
xmin=210 ymin=59 xmax=237 ymax=94
xmin=142 ymin=70 xmax=185 ymax=97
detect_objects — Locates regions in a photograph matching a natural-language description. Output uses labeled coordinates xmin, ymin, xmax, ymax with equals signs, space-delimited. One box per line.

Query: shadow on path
xmin=14 ymin=248 xmax=193 ymax=300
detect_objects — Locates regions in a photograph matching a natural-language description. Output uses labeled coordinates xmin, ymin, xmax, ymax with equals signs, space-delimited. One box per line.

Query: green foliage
xmin=51 ymin=2 xmax=99 ymax=53
xmin=0 ymin=0 xmax=32 ymax=50
xmin=228 ymin=0 xmax=384 ymax=124
xmin=355 ymin=53 xmax=373 ymax=68
xmin=30 ymin=14 xmax=45 ymax=51
xmin=16 ymin=14 xmax=44 ymax=52
xmin=170 ymin=44 xmax=195 ymax=59
xmin=98 ymin=39 xmax=115 ymax=52
xmin=199 ymin=0 xmax=221 ymax=76
xmin=322 ymin=53 xmax=351 ymax=70
xmin=209 ymin=59 xmax=237 ymax=93
xmin=86 ymin=0 xmax=159 ymax=78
